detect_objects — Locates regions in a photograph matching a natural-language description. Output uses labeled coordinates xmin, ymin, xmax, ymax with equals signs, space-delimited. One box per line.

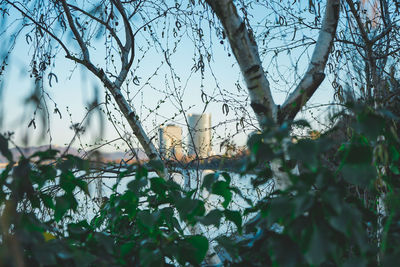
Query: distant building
xmin=159 ymin=124 xmax=183 ymax=159
xmin=187 ymin=113 xmax=212 ymax=158
xmin=360 ymin=0 xmax=380 ymax=29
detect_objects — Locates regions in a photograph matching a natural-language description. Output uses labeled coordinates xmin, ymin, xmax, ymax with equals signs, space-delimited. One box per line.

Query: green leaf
xmin=174 ymin=194 xmax=205 ymax=222
xmin=251 ymin=166 xmax=273 ymax=187
xmin=305 ymin=225 xmax=330 ymax=265
xmin=343 ymin=143 xmax=372 ymax=164
xmin=266 ymin=197 xmax=293 ymax=226
xmin=57 ymin=157 xmax=75 ymax=172
xmin=268 ymin=234 xmax=303 ymax=267
xmin=188 ymin=200 xmax=206 ymax=221
xmin=161 ymin=207 xmax=174 ymax=227
xmin=216 ymin=236 xmax=238 ymax=259
xmin=381 ymin=254 xmax=400 ymax=267
xmin=341 ymin=164 xmax=376 ymax=188
xmin=29 ymin=194 xmax=41 ymax=208
xmin=60 ymin=171 xmax=77 ymax=193
xmin=221 ymin=172 xmax=231 ymax=184
xmin=139 ymin=248 xmax=162 ymax=267
xmin=289 ymin=139 xmax=318 ymax=168
xmin=75 ymin=179 xmax=90 ymax=195
xmin=127 ymin=177 xmax=148 ymax=195
xmin=33 ymin=244 xmax=57 ymax=265
xmin=68 ymin=221 xmax=90 ymax=241
xmin=94 ymin=233 xmax=114 ymax=254
xmin=224 ymin=210 xmax=242 ymax=234
xmin=0 ymin=134 xmax=13 ymax=162
xmin=197 ymin=209 xmax=223 ymax=227
xmin=40 ymin=193 xmax=55 ymax=209
xmin=73 ymin=156 xmax=90 ymax=172
xmin=147 ymin=159 xmax=164 ymax=172
xmin=390 ymin=164 xmax=400 ymax=175
xmin=54 ymin=194 xmax=77 ymax=221
xmin=55 ymin=196 xmax=71 ymax=221
xmin=68 ymin=221 xmax=90 ymax=235
xmin=0 ymin=163 xmax=13 ymax=182
xmin=202 ymin=172 xmax=218 ymax=191
xmin=354 ymin=113 xmax=384 ymax=140
xmin=186 ymin=189 xmax=196 ymax=199
xmin=137 ymin=210 xmax=160 ymax=228
xmin=150 ymin=177 xmax=166 ymax=195
xmin=255 ymin=142 xmax=275 ymax=162
xmin=230 ymin=186 xmax=253 ymax=206
xmin=135 ymin=166 xmax=148 ymax=179
xmin=120 ymin=241 xmax=135 ymax=257
xmin=343 ymin=257 xmax=368 ymax=267
xmin=72 ymin=249 xmax=96 ymax=267
xmin=212 ymin=181 xmax=232 ymax=208
xmin=185 ymin=235 xmax=209 ymax=264
xmin=329 ymin=213 xmax=348 ymax=235
xmin=322 ymin=187 xmax=343 ymax=214
xmin=293 ymin=193 xmax=314 ymax=217
xmin=247 ymin=133 xmax=263 ymax=152
xmin=390 ymin=145 xmax=400 ymax=162
xmin=30 ymin=149 xmax=59 ymax=161
xmin=37 ymin=165 xmax=57 ymax=184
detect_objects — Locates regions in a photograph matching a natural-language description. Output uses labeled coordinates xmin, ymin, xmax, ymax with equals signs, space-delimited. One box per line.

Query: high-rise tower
xmin=159 ymin=124 xmax=183 ymax=159
xmin=187 ymin=113 xmax=212 ymax=158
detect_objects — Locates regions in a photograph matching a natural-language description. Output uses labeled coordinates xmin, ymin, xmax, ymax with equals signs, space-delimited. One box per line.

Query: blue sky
xmin=0 ymin=1 xmax=335 ymax=153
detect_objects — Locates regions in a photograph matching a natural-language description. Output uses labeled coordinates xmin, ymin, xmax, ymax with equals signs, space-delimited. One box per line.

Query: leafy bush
xmin=0 ymin=102 xmax=399 ymax=266
xmin=223 ymin=103 xmax=400 ymax=266
xmin=0 ymin=138 xmax=241 ymax=266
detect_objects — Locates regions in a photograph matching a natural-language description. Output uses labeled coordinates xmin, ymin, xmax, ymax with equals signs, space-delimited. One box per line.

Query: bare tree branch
xmin=54 ymin=1 xmax=166 ymax=177
xmin=111 ymin=0 xmax=135 ymax=88
xmin=279 ymin=0 xmax=340 ymax=123
xmin=67 ymin=3 xmax=125 ymax=53
xmin=60 ymin=0 xmax=90 ymax=61
xmin=345 ymin=0 xmax=370 ymax=43
xmin=206 ymin=0 xmax=340 ymax=125
xmin=5 ymin=0 xmax=71 ymax=58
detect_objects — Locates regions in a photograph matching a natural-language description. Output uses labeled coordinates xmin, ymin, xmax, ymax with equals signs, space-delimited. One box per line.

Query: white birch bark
xmin=207 ymin=0 xmax=340 ymax=193
xmin=279 ymin=0 xmax=340 ymax=122
xmin=205 ymin=0 xmax=277 ymax=124
xmin=207 ymin=0 xmax=340 ymax=126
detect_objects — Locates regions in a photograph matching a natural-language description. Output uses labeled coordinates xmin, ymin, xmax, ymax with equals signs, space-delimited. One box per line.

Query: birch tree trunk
xmin=205 ymin=0 xmax=277 ymax=124
xmin=206 ymin=0 xmax=340 ymax=192
xmin=206 ymin=0 xmax=340 ymax=126
xmin=279 ymin=0 xmax=340 ymax=122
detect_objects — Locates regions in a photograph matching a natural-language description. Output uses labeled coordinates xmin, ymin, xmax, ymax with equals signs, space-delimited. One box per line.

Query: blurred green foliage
xmin=0 ymin=102 xmax=399 ymax=266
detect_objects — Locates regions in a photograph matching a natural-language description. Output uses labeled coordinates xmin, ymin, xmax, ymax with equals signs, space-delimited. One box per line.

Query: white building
xmin=187 ymin=113 xmax=212 ymax=158
xmin=159 ymin=124 xmax=183 ymax=159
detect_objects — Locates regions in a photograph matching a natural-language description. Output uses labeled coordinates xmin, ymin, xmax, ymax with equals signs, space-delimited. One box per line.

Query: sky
xmin=0 ymin=1 xmax=336 ymax=153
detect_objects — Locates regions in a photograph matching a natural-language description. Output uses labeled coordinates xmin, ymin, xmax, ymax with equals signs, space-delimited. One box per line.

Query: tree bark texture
xmin=207 ymin=0 xmax=340 ymax=126
xmin=279 ymin=0 xmax=339 ymax=123
xmin=205 ymin=0 xmax=277 ymax=124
